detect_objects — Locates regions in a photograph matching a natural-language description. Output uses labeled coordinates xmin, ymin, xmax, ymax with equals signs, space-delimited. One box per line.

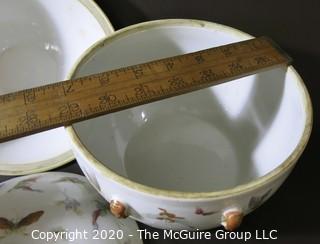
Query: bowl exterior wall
xmin=73 ymin=144 xmax=292 ymax=230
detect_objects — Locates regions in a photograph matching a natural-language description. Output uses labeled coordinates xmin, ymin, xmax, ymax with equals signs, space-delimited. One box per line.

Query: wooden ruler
xmin=0 ymin=37 xmax=291 ymax=143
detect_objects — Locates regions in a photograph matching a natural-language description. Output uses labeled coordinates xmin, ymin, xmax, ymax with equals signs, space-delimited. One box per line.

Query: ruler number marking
xmin=0 ymin=37 xmax=291 ymax=142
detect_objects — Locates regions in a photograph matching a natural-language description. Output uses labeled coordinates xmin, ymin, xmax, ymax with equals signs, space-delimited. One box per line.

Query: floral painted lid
xmin=0 ymin=173 xmax=142 ymax=244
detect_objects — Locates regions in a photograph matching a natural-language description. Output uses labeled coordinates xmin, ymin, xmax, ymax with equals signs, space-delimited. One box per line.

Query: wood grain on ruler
xmin=0 ymin=37 xmax=291 ymax=143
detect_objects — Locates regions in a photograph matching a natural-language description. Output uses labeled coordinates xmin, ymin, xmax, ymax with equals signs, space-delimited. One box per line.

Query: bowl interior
xmin=72 ymin=23 xmax=307 ymax=192
xmin=0 ymin=0 xmax=109 ymax=164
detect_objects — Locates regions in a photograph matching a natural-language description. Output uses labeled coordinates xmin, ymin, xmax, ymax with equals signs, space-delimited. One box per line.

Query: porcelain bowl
xmin=66 ymin=19 xmax=312 ymax=230
xmin=0 ymin=0 xmax=114 ymax=175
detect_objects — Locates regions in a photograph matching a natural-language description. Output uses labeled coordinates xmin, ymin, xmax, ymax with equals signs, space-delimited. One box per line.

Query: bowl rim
xmin=66 ymin=19 xmax=313 ymax=200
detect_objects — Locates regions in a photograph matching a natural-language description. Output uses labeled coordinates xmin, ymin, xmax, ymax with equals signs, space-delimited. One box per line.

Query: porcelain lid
xmin=0 ymin=172 xmax=142 ymax=243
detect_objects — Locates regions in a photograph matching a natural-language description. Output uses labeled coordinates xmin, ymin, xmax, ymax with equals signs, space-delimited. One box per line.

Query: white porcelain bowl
xmin=0 ymin=0 xmax=113 ymax=175
xmin=66 ymin=19 xmax=312 ymax=230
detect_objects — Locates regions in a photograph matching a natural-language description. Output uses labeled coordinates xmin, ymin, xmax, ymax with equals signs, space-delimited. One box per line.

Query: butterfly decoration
xmin=156 ymin=208 xmax=195 ymax=229
xmin=248 ymin=189 xmax=273 ymax=211
xmin=194 ymin=208 xmax=217 ymax=216
xmin=157 ymin=208 xmax=185 ymax=223
xmin=0 ymin=211 xmax=44 ymax=238
xmin=7 ymin=177 xmax=42 ymax=193
xmin=53 ymin=177 xmax=86 ymax=186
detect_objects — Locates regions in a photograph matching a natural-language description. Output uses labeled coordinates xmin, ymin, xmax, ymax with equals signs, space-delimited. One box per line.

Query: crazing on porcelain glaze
xmin=0 ymin=173 xmax=142 ymax=243
xmin=0 ymin=0 xmax=114 ymax=175
xmin=67 ymin=19 xmax=312 ymax=230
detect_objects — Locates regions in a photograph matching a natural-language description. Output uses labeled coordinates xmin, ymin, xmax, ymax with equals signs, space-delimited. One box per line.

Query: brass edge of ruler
xmin=260 ymin=36 xmax=292 ymax=64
